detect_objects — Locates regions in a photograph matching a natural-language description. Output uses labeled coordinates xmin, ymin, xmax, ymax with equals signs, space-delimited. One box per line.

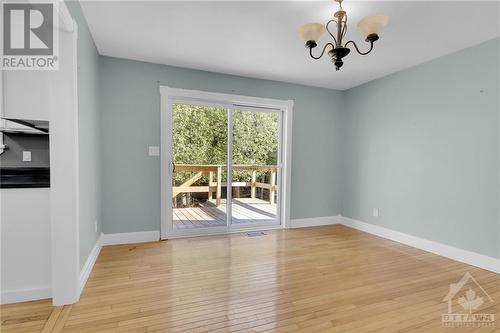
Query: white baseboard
xmin=102 ymin=230 xmax=160 ymax=246
xmin=290 ymin=215 xmax=342 ymax=228
xmin=79 ymin=233 xmax=103 ymax=296
xmin=341 ymin=216 xmax=500 ymax=274
xmin=1 ymin=286 xmax=52 ymax=304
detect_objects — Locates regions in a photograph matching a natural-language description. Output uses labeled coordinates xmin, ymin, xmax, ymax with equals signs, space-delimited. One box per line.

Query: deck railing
xmin=173 ymin=164 xmax=278 ymax=206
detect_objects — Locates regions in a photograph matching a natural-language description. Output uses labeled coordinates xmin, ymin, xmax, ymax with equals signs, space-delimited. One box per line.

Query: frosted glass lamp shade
xmin=299 ymin=23 xmax=326 ymax=43
xmin=357 ymin=15 xmax=389 ymax=37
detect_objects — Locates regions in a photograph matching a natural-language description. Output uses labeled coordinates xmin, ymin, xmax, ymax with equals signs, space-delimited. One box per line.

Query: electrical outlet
xmin=94 ymin=219 xmax=98 ymax=233
xmin=373 ymin=208 xmax=380 ymax=217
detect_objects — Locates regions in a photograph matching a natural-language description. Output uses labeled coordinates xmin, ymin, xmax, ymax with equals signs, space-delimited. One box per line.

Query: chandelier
xmin=299 ymin=0 xmax=388 ymax=71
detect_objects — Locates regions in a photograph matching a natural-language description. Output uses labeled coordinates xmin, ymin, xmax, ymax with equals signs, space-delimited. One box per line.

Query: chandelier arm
xmin=344 ymin=40 xmax=374 ymax=55
xmin=325 ymin=20 xmax=338 ymax=45
xmin=341 ymin=16 xmax=348 ymax=43
xmin=309 ymin=42 xmax=335 ymax=60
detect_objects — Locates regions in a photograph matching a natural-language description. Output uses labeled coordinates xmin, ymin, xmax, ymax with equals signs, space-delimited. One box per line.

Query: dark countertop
xmin=0 ymin=167 xmax=50 ymax=188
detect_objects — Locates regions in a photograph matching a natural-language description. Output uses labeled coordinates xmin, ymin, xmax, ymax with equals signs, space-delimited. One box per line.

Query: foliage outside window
xmin=172 ymin=104 xmax=278 ymax=186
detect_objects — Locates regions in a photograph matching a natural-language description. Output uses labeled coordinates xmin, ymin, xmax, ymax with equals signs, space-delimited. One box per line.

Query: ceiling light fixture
xmin=299 ymin=0 xmax=388 ymax=71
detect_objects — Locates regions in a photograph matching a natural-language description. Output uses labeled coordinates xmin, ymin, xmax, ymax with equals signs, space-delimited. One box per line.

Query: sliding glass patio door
xmin=167 ymin=100 xmax=282 ymax=236
xmin=230 ymin=108 xmax=281 ymax=227
xmin=171 ymin=102 xmax=229 ymax=232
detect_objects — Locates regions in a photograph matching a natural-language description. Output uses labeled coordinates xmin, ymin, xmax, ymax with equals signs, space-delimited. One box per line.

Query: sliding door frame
xmin=160 ymin=86 xmax=293 ymax=239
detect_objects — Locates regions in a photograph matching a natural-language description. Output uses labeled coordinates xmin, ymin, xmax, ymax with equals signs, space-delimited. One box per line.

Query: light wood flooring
xmin=1 ymin=225 xmax=500 ymax=332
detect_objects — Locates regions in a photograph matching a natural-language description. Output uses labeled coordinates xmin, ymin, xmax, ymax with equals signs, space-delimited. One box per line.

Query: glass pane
xmin=231 ymin=109 xmax=280 ymax=226
xmin=171 ymin=103 xmax=228 ymax=231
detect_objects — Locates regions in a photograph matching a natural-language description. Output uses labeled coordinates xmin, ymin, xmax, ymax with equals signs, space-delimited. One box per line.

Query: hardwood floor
xmin=0 ymin=299 xmax=53 ymax=332
xmin=2 ymin=225 xmax=500 ymax=332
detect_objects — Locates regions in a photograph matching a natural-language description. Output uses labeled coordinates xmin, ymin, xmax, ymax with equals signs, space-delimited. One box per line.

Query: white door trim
xmin=49 ymin=22 xmax=80 ymax=305
xmin=159 ymin=86 xmax=293 ymax=239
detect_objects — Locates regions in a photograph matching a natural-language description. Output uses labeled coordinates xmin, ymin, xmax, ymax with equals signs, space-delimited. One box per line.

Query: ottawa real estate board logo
xmin=442 ymin=272 xmax=495 ymax=328
xmin=2 ymin=1 xmax=59 ymax=70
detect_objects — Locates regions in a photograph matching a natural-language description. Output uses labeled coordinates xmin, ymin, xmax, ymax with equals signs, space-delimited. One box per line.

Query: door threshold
xmin=163 ymin=224 xmax=284 ymax=240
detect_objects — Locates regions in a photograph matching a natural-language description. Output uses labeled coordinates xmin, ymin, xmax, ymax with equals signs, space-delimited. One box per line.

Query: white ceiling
xmin=80 ymin=1 xmax=500 ymax=90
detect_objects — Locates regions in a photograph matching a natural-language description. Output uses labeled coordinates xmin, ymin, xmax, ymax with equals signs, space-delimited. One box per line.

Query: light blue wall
xmin=343 ymin=38 xmax=500 ymax=258
xmin=66 ymin=2 xmax=102 ymax=268
xmin=68 ymin=0 xmax=499 ymax=260
xmin=99 ymin=56 xmax=345 ymax=233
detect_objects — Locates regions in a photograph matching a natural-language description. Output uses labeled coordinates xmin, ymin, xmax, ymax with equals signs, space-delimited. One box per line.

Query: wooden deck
xmin=173 ymin=164 xmax=278 ymax=207
xmin=173 ymin=198 xmax=277 ymax=229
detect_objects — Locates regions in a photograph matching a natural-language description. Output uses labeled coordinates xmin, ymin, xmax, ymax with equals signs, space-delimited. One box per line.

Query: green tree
xmin=172 ymin=104 xmax=278 ymax=185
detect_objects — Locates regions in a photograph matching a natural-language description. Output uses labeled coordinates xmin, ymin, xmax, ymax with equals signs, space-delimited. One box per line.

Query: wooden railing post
xmin=208 ymin=171 xmax=214 ymax=200
xmin=216 ymin=166 xmax=222 ymax=207
xmin=269 ymin=169 xmax=276 ymax=204
xmin=251 ymin=170 xmax=256 ymax=199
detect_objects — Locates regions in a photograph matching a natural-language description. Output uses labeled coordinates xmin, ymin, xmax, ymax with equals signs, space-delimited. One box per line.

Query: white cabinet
xmin=0 ymin=188 xmax=52 ymax=303
xmin=3 ymin=71 xmax=50 ymax=121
